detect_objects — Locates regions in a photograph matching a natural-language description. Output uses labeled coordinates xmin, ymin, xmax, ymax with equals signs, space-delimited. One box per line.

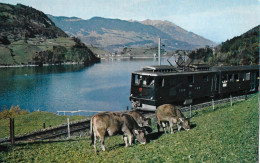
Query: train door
xmin=249 ymin=72 xmax=256 ymax=91
xmin=211 ymin=73 xmax=219 ymax=96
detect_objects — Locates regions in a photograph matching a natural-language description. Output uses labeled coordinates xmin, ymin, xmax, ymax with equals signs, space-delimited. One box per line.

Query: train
xmin=129 ymin=64 xmax=259 ymax=111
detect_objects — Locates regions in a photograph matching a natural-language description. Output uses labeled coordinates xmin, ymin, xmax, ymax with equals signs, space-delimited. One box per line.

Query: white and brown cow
xmin=90 ymin=112 xmax=148 ymax=153
xmin=156 ymin=104 xmax=190 ymax=134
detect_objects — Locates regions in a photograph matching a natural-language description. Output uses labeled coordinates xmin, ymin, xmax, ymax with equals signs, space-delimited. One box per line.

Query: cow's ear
xmin=134 ymin=130 xmax=139 ymax=135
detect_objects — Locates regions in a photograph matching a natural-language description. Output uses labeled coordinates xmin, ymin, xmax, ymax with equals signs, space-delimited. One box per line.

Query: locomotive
xmin=129 ymin=64 xmax=259 ymax=111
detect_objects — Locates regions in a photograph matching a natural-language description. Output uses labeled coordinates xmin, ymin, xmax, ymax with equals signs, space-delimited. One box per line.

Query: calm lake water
xmin=0 ymin=58 xmax=171 ymax=114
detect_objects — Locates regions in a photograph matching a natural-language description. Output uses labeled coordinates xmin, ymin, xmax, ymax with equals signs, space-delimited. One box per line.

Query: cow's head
xmin=134 ymin=129 xmax=147 ymax=144
xmin=177 ymin=118 xmax=190 ymax=131
xmin=143 ymin=118 xmax=151 ymax=127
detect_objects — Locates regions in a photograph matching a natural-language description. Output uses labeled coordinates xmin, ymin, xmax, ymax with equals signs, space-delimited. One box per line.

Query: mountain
xmin=140 ymin=19 xmax=214 ymax=48
xmin=188 ymin=25 xmax=259 ymax=65
xmin=48 ymin=15 xmax=216 ymax=52
xmin=0 ymin=3 xmax=100 ymax=66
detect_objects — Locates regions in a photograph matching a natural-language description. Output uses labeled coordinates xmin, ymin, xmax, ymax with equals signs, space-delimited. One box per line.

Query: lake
xmin=0 ymin=58 xmax=172 ymax=114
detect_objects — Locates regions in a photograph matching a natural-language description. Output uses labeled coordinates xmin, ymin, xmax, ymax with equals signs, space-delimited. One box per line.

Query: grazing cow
xmin=127 ymin=110 xmax=151 ymax=127
xmin=156 ymin=104 xmax=190 ymax=134
xmin=90 ymin=112 xmax=148 ymax=153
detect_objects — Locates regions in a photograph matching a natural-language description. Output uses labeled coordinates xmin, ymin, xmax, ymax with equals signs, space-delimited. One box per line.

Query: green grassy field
xmin=0 ymin=94 xmax=258 ymax=162
xmin=0 ymin=112 xmax=87 ymax=139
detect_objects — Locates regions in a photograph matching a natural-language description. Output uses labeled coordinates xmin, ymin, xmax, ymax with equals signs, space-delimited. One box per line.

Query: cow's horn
xmin=179 ymin=118 xmax=183 ymax=122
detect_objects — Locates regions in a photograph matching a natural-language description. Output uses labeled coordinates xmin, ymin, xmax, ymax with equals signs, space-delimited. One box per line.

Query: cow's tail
xmin=90 ymin=117 xmax=94 ymax=146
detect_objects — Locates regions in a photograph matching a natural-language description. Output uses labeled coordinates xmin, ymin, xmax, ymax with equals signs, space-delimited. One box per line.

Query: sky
xmin=1 ymin=0 xmax=260 ymax=43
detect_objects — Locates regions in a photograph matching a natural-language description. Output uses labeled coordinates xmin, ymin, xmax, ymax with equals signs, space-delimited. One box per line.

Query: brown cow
xmin=156 ymin=104 xmax=190 ymax=134
xmin=127 ymin=110 xmax=151 ymax=127
xmin=90 ymin=112 xmax=148 ymax=153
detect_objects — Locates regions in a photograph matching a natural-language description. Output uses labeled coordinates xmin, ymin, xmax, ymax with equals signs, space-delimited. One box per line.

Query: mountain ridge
xmin=48 ymin=15 xmax=216 ymax=52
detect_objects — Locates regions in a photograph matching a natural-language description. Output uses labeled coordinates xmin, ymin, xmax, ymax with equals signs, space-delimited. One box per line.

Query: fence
xmin=180 ymin=94 xmax=253 ymax=118
xmin=0 ymin=93 xmax=254 ymax=145
xmin=57 ymin=110 xmax=104 ymax=116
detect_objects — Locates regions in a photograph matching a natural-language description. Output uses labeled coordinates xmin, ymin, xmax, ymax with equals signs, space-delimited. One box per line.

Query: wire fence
xmin=180 ymin=94 xmax=253 ymax=118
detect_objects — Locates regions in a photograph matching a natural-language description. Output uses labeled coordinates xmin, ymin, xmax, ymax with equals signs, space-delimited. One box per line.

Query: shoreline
xmin=0 ymin=61 xmax=97 ymax=68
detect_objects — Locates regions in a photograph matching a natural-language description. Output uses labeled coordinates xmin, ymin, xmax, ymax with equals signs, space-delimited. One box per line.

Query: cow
xmin=127 ymin=110 xmax=151 ymax=127
xmin=90 ymin=112 xmax=148 ymax=153
xmin=156 ymin=104 xmax=190 ymax=134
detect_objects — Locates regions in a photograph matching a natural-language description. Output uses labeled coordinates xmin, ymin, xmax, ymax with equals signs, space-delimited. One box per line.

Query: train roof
xmin=212 ymin=65 xmax=259 ymax=71
xmin=133 ymin=64 xmax=259 ymax=76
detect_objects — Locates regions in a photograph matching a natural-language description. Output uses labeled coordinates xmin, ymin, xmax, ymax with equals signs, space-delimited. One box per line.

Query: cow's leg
xmin=123 ymin=135 xmax=128 ymax=147
xmin=177 ymin=124 xmax=182 ymax=132
xmin=97 ymin=129 xmax=106 ymax=151
xmin=169 ymin=121 xmax=174 ymax=134
xmin=128 ymin=134 xmax=133 ymax=146
xmin=157 ymin=120 xmax=161 ymax=133
xmin=162 ymin=122 xmax=167 ymax=134
xmin=94 ymin=135 xmax=98 ymax=153
xmin=100 ymin=136 xmax=105 ymax=151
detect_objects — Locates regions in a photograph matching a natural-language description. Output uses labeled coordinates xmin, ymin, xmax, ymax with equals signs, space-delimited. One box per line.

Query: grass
xmin=0 ymin=111 xmax=87 ymax=138
xmin=0 ymin=93 xmax=258 ymax=162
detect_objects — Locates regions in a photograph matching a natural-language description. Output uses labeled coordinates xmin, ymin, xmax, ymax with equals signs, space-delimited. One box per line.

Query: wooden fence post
xmin=67 ymin=118 xmax=70 ymax=138
xmin=10 ymin=118 xmax=15 ymax=145
xmin=230 ymin=95 xmax=233 ymax=106
xmin=189 ymin=105 xmax=192 ymax=118
xmin=212 ymin=99 xmax=215 ymax=110
xmin=43 ymin=123 xmax=46 ymax=129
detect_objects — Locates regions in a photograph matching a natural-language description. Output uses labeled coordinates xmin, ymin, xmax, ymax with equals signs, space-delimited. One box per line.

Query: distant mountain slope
xmin=140 ymin=19 xmax=214 ymax=47
xmin=188 ymin=25 xmax=259 ymax=65
xmin=0 ymin=3 xmax=100 ymax=66
xmin=48 ymin=15 xmax=216 ymax=52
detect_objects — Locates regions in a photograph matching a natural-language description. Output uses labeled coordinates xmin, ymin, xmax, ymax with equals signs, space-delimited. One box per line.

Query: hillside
xmin=215 ymin=25 xmax=259 ymax=65
xmin=48 ymin=15 xmax=216 ymax=52
xmin=0 ymin=3 xmax=100 ymax=66
xmin=188 ymin=25 xmax=259 ymax=66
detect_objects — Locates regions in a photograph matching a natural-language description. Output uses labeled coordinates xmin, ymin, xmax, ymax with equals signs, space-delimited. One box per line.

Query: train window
xmin=143 ymin=77 xmax=154 ymax=87
xmin=158 ymin=78 xmax=165 ymax=87
xmin=234 ymin=74 xmax=239 ymax=82
xmin=239 ymin=73 xmax=245 ymax=81
xmin=229 ymin=74 xmax=234 ymax=82
xmin=222 ymin=74 xmax=228 ymax=83
xmin=188 ymin=75 xmax=194 ymax=84
xmin=133 ymin=75 xmax=141 ymax=85
xmin=245 ymin=72 xmax=250 ymax=81
xmin=203 ymin=75 xmax=209 ymax=82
